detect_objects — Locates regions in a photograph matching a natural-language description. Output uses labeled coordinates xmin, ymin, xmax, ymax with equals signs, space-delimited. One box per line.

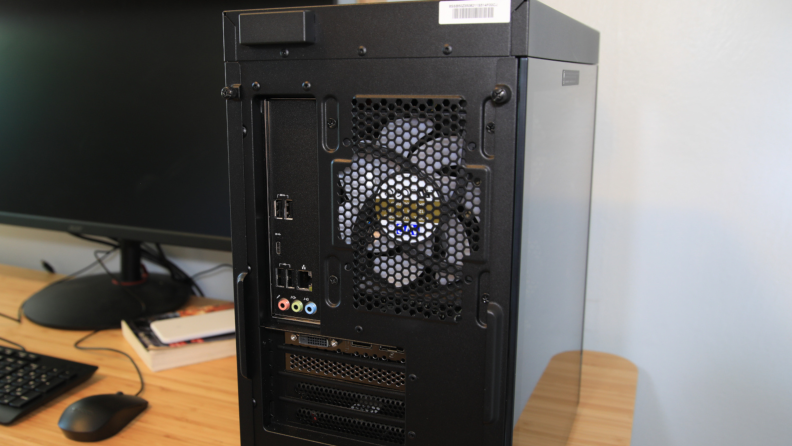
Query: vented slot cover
xmin=287 ymin=353 xmax=406 ymax=390
xmin=295 ymin=408 xmax=405 ymax=444
xmin=294 ymin=382 xmax=405 ymax=419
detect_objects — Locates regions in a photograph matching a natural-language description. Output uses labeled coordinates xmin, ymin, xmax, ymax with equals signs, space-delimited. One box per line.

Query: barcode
xmin=452 ymin=7 xmax=494 ymax=20
xmin=439 ymin=0 xmax=509 ymax=25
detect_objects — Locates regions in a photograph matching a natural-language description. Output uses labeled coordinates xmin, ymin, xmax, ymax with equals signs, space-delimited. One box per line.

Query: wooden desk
xmin=0 ymin=264 xmax=637 ymax=445
xmin=0 ymin=265 xmax=239 ymax=445
xmin=514 ymin=351 xmax=638 ymax=446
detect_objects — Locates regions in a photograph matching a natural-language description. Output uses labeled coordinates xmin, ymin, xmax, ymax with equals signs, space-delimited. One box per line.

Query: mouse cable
xmin=0 ymin=336 xmax=26 ymax=351
xmin=74 ymin=330 xmax=144 ymax=397
xmin=0 ymin=248 xmax=119 ymax=324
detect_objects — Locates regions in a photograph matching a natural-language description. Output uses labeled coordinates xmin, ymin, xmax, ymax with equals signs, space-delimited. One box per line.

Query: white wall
xmin=0 ymin=224 xmax=233 ymax=301
xmin=535 ymin=0 xmax=792 ymax=445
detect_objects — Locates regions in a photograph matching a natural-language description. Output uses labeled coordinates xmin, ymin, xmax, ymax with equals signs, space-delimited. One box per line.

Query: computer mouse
xmin=58 ymin=393 xmax=148 ymax=442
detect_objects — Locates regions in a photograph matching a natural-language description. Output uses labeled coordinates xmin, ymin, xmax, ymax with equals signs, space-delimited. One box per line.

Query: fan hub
xmin=374 ymin=173 xmax=441 ymax=244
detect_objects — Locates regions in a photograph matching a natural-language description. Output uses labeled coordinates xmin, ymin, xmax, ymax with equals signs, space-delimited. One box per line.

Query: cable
xmin=140 ymin=242 xmax=204 ymax=296
xmin=93 ymin=249 xmax=147 ymax=313
xmin=0 ymin=308 xmax=22 ymax=324
xmin=0 ymin=336 xmax=25 ymax=351
xmin=69 ymin=233 xmax=117 ymax=248
xmin=69 ymin=233 xmax=205 ymax=297
xmin=0 ymin=249 xmax=119 ymax=324
xmin=190 ymin=263 xmax=233 ymax=280
xmin=49 ymin=248 xmax=119 ymax=286
xmin=74 ymin=330 xmax=144 ymax=397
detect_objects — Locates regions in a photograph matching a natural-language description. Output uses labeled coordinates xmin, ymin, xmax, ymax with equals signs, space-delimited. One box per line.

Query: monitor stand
xmin=23 ymin=240 xmax=191 ymax=330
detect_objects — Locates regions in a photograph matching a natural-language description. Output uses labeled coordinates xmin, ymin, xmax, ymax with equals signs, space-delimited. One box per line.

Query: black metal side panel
xmin=509 ymin=56 xmax=598 ymax=442
xmin=226 ymin=60 xmax=256 ymax=446
xmin=231 ymin=56 xmax=519 ymax=446
xmin=526 ymin=0 xmax=600 ymax=64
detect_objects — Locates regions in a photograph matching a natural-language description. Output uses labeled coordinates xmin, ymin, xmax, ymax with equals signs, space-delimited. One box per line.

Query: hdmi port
xmin=379 ymin=345 xmax=404 ymax=353
xmin=350 ymin=342 xmax=372 ymax=349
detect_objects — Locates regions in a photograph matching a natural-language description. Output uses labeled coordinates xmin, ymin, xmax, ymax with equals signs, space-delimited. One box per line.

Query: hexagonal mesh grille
xmin=296 ymin=408 xmax=405 ymax=444
xmin=295 ymin=382 xmax=405 ymax=418
xmin=337 ymin=97 xmax=483 ymax=322
xmin=287 ymin=353 xmax=406 ymax=390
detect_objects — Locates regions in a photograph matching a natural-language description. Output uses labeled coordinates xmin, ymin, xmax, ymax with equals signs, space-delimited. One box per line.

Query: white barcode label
xmin=439 ymin=0 xmax=511 ymax=25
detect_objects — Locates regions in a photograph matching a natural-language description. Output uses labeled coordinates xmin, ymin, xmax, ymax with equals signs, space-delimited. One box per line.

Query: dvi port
xmin=298 ymin=335 xmax=329 ymax=348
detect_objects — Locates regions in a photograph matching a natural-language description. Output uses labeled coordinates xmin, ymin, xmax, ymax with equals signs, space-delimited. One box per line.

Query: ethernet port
xmin=296 ymin=270 xmax=312 ymax=291
xmin=275 ymin=268 xmax=286 ymax=288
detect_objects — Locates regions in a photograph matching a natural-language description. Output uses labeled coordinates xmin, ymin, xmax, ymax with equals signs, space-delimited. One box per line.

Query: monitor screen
xmin=0 ymin=0 xmax=331 ymax=250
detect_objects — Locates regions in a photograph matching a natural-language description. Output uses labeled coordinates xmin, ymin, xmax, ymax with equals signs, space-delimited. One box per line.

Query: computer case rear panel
xmin=223 ymin=2 xmax=599 ymax=445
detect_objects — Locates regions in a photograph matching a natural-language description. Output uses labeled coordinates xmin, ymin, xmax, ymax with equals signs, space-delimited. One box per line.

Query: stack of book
xmin=122 ymin=298 xmax=236 ymax=372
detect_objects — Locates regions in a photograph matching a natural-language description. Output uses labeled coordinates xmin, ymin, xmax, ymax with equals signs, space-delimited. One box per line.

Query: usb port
xmin=296 ymin=270 xmax=312 ymax=291
xmin=275 ymin=268 xmax=286 ymax=288
xmin=284 ymin=199 xmax=293 ymax=220
xmin=274 ymin=199 xmax=284 ymax=219
xmin=285 ymin=269 xmax=295 ymax=288
xmin=350 ymin=341 xmax=372 ymax=349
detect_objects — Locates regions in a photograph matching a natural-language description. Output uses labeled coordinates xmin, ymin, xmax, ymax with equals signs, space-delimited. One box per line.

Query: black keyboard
xmin=0 ymin=347 xmax=97 ymax=424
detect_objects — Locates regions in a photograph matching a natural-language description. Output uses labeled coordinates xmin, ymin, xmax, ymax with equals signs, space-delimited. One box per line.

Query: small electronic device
xmin=58 ymin=393 xmax=148 ymax=442
xmin=150 ymin=309 xmax=236 ymax=344
xmin=0 ymin=347 xmax=97 ymax=424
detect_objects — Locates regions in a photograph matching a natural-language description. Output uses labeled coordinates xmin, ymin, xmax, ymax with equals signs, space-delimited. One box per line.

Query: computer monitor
xmin=0 ymin=0 xmax=332 ymax=330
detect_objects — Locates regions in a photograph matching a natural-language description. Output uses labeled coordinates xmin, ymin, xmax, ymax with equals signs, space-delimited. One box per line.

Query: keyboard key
xmin=17 ymin=352 xmax=37 ymax=362
xmin=0 ymin=347 xmax=97 ymax=424
xmin=9 ymin=391 xmax=41 ymax=408
xmin=59 ymin=370 xmax=77 ymax=380
xmin=34 ymin=378 xmax=64 ymax=393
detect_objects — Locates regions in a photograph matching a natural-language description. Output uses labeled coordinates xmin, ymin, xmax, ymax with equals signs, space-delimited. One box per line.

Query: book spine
xmin=121 ymin=320 xmax=155 ymax=372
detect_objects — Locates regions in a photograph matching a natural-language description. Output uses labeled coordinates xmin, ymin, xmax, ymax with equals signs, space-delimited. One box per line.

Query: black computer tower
xmin=223 ymin=2 xmax=599 ymax=445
